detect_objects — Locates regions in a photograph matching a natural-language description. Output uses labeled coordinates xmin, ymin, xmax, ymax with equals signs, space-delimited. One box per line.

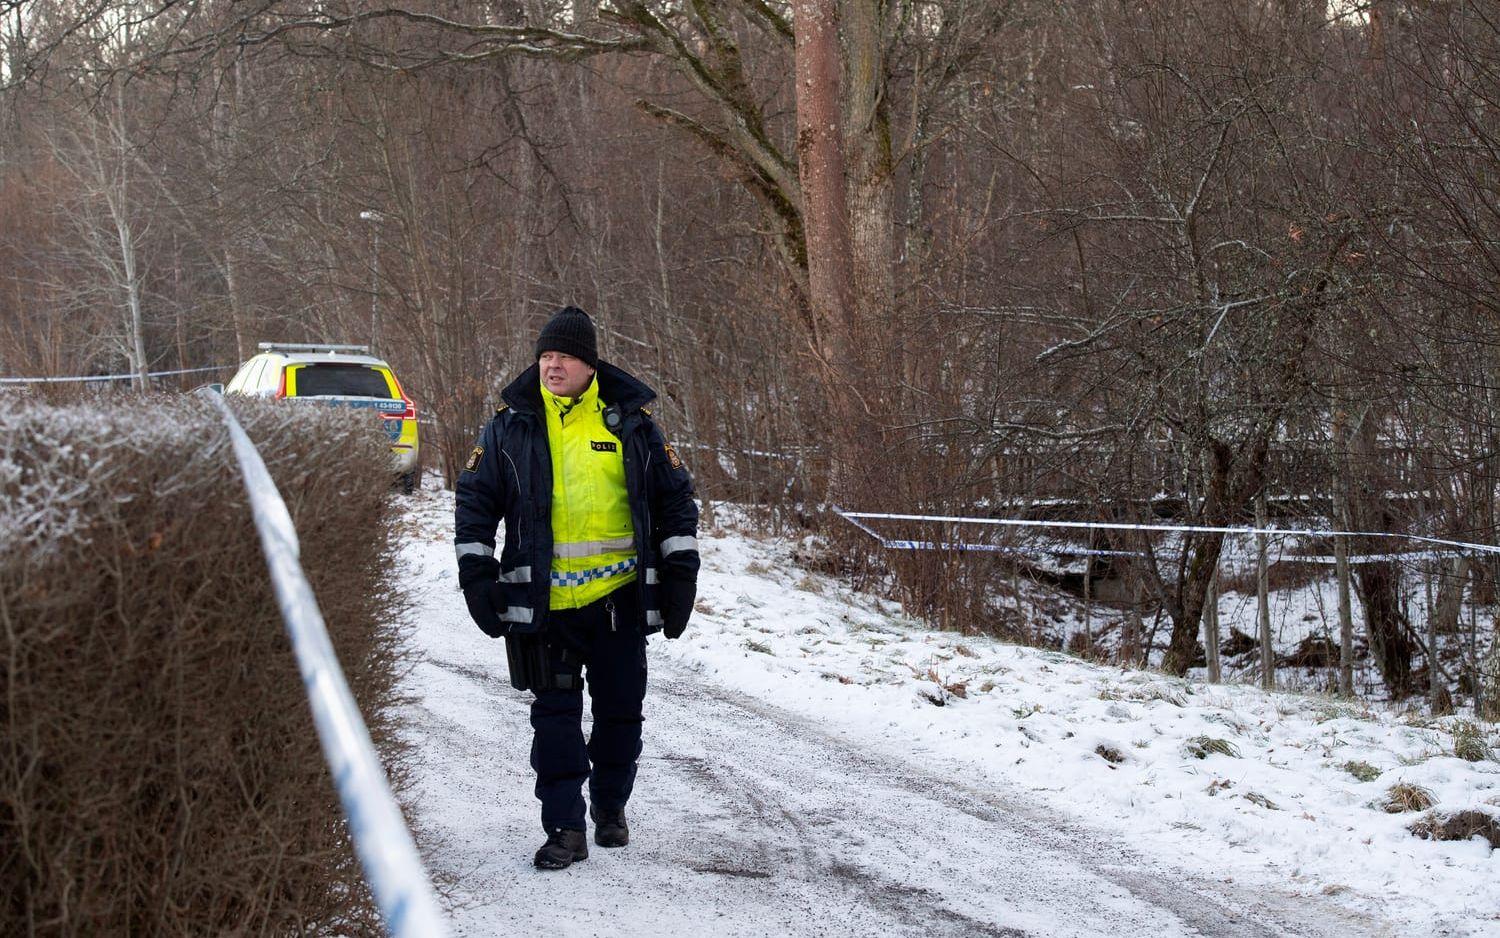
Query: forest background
xmin=3 ymin=0 xmax=1499 ymax=707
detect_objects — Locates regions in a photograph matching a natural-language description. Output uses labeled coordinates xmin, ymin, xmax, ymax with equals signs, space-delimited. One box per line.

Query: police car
xmin=224 ymin=343 xmax=421 ymax=492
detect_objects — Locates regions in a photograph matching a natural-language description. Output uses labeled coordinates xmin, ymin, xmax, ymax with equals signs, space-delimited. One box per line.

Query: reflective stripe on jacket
xmin=453 ymin=360 xmax=700 ymax=635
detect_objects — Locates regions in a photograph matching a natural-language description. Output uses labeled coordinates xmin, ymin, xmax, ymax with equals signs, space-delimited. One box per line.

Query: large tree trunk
xmin=840 ymin=0 xmax=895 ymax=349
xmin=1347 ymin=405 xmax=1416 ymax=698
xmin=793 ymin=0 xmax=867 ymax=503
xmin=1358 ymin=561 xmax=1415 ymax=697
xmin=1161 ymin=531 xmax=1226 ymax=676
xmin=794 ymin=0 xmax=856 ymax=368
xmin=1160 ymin=439 xmax=1266 ymax=676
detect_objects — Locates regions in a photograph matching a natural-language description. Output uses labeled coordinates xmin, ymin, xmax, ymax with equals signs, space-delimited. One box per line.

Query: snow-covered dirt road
xmin=407 ymin=650 xmax=1379 ymax=937
xmin=396 ymin=491 xmax=1397 ymax=937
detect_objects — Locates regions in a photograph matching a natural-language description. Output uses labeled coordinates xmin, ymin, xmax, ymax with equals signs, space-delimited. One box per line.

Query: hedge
xmin=0 ymin=394 xmax=411 ymax=936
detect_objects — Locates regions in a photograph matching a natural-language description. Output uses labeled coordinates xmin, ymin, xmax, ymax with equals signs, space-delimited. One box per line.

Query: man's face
xmin=539 ymin=350 xmax=595 ymax=398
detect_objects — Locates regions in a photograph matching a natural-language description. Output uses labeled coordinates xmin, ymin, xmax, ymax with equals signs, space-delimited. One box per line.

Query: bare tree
xmin=50 ymin=79 xmax=152 ymax=387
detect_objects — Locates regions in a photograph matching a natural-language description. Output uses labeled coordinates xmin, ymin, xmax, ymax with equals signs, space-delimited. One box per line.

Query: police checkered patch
xmin=550 ymin=557 xmax=637 ymax=587
xmin=464 ymin=445 xmax=484 ymax=472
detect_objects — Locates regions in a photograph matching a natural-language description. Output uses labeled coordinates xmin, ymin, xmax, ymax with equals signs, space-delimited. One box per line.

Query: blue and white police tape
xmin=833 ymin=507 xmax=1500 ymax=559
xmin=0 ymin=364 xmax=234 ymax=384
xmin=201 ymin=389 xmax=447 ymax=938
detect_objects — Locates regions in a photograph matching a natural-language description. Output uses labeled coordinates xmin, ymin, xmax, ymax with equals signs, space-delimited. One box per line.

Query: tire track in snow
xmin=651 ymin=668 xmax=1391 ymax=938
xmin=403 ymin=649 xmax=1392 ymax=937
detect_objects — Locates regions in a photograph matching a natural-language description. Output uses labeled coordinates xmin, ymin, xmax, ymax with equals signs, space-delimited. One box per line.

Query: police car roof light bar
xmin=258 ymin=342 xmax=373 ymax=355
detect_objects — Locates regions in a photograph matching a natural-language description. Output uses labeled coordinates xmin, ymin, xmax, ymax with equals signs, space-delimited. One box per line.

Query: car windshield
xmin=294 ymin=364 xmax=393 ymax=398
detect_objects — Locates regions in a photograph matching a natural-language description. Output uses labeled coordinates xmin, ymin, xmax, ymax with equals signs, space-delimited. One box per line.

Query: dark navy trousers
xmin=530 ymin=586 xmax=648 ymax=833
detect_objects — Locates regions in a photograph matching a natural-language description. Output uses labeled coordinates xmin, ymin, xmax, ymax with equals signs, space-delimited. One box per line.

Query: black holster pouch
xmin=504 ymin=630 xmax=583 ymax=692
xmin=504 ymin=633 xmax=551 ymax=691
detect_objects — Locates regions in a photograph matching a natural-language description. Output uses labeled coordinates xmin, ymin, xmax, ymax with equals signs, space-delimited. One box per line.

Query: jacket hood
xmin=501 ymin=360 xmax=656 ymax=415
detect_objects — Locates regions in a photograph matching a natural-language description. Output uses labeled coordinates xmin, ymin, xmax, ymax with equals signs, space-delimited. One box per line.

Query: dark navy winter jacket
xmin=454 ymin=360 xmax=700 ymax=634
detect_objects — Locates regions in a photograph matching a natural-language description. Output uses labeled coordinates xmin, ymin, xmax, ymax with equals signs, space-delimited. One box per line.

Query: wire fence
xmin=835 ymin=505 xmax=1500 ymax=709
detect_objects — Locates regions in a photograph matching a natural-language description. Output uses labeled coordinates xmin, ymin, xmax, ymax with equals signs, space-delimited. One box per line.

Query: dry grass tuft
xmin=1342 ymin=760 xmax=1382 ymax=783
xmin=1450 ymin=720 xmax=1491 ymax=763
xmin=1409 ymin=810 xmax=1500 ymax=848
xmin=1381 ymin=783 xmax=1437 ymax=814
xmin=1184 ymin=736 xmax=1240 ymax=759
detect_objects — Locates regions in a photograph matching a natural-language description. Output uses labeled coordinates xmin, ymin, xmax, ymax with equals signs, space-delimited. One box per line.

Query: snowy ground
xmin=393 ymin=489 xmax=1500 ymax=937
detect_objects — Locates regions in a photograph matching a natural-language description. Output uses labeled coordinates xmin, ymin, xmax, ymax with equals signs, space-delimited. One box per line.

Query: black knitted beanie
xmin=534 ymin=306 xmax=598 ymax=367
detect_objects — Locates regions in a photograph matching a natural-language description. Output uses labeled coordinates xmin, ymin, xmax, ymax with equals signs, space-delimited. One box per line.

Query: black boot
xmin=591 ymin=804 xmax=629 ymax=848
xmin=534 ymin=828 xmax=588 ymax=869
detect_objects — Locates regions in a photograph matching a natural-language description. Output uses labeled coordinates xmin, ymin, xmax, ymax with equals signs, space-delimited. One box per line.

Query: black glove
xmin=463 ymin=580 xmax=508 ymax=638
xmin=660 ymin=577 xmax=696 ymax=640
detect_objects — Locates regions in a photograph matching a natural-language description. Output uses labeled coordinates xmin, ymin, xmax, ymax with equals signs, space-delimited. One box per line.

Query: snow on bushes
xmin=0 ymin=394 xmax=410 ymax=936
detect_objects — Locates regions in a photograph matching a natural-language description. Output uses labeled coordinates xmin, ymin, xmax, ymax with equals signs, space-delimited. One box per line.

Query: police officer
xmin=454 ymin=306 xmax=699 ymax=870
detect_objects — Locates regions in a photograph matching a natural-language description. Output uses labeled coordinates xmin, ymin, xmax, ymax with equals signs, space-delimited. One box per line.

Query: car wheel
xmin=400 ymin=471 xmax=417 ymax=495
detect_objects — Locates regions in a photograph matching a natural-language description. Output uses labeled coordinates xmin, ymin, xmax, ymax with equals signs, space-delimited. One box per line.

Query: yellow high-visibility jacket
xmin=541 ymin=375 xmax=636 ymax=608
xmin=454 ymin=359 xmax=700 ymax=636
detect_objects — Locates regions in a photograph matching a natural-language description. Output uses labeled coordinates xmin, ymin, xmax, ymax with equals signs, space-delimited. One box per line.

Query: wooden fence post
xmin=1336 ymin=529 xmax=1354 ymax=697
xmin=1205 ymin=560 xmax=1221 ymax=684
xmin=1082 ymin=552 xmax=1094 ymax=657
xmin=1257 ymin=494 xmax=1274 ymax=691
